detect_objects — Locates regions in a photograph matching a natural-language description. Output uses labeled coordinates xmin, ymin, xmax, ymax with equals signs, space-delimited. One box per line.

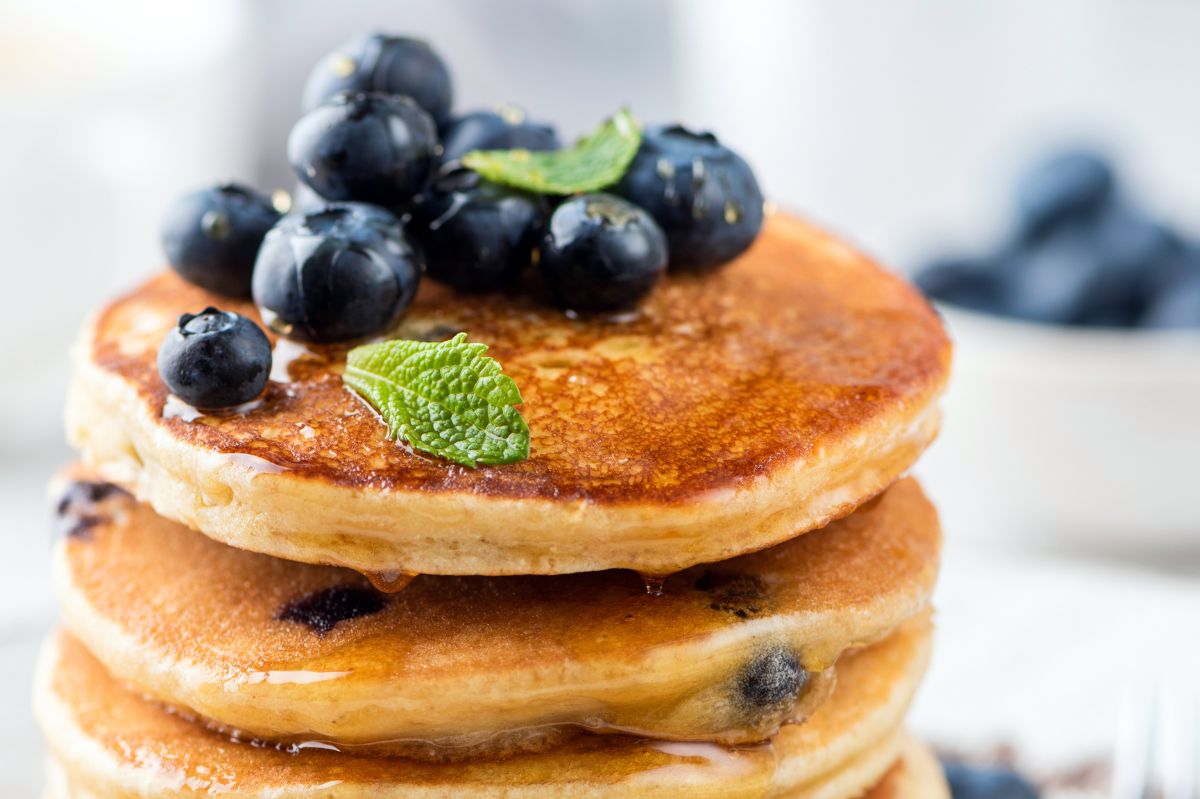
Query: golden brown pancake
xmin=53 ymin=467 xmax=938 ymax=753
xmin=66 ymin=212 xmax=951 ymax=575
xmin=36 ymin=617 xmax=932 ymax=798
xmin=41 ymin=739 xmax=948 ymax=799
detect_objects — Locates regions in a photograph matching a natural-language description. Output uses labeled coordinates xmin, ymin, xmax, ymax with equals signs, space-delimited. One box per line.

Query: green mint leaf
xmin=461 ymin=108 xmax=641 ymax=194
xmin=343 ymin=333 xmax=530 ymax=468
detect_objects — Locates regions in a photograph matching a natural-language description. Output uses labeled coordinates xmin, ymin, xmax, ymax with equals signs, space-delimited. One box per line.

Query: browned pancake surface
xmin=87 ymin=214 xmax=949 ymax=504
xmin=55 ymin=471 xmax=938 ymax=748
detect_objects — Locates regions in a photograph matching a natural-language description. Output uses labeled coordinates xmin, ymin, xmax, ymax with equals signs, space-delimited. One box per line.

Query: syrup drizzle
xmin=363 ymin=571 xmax=418 ymax=593
xmin=637 ymin=571 xmax=669 ymax=597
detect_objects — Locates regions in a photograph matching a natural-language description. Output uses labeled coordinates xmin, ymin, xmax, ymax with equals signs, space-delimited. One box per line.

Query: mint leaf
xmin=343 ymin=333 xmax=530 ymax=468
xmin=461 ymin=108 xmax=641 ymax=194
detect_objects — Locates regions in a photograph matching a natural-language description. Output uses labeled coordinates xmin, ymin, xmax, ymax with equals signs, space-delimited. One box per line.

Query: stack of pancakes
xmin=38 ymin=213 xmax=953 ymax=798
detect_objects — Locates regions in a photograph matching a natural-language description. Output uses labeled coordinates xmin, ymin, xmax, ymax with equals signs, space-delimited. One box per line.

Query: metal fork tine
xmin=1111 ymin=682 xmax=1154 ymax=799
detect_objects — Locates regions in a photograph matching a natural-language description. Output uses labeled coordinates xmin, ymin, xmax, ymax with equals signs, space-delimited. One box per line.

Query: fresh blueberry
xmin=157 ymin=308 xmax=271 ymax=409
xmin=288 ymin=92 xmax=439 ymax=209
xmin=913 ymin=256 xmax=1010 ymax=315
xmin=1075 ymin=206 xmax=1182 ymax=326
xmin=409 ymin=167 xmax=548 ymax=292
xmin=538 ymin=193 xmax=667 ymax=312
xmin=942 ymin=761 xmax=1039 ymax=799
xmin=1015 ymin=148 xmax=1116 ymax=241
xmin=252 ymin=203 xmax=421 ymax=343
xmin=1141 ymin=272 xmax=1200 ymax=329
xmin=302 ymin=33 xmax=454 ymax=127
xmin=1005 ymin=228 xmax=1104 ymax=325
xmin=439 ymin=107 xmax=560 ymax=164
xmin=615 ymin=123 xmax=764 ymax=272
xmin=160 ymin=184 xmax=282 ymax=298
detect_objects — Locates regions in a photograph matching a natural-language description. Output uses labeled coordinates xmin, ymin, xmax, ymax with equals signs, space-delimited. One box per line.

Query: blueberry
xmin=252 ymin=203 xmax=420 ymax=343
xmin=1016 ymin=148 xmax=1116 ymax=240
xmin=942 ymin=761 xmax=1039 ymax=799
xmin=1075 ymin=207 xmax=1182 ymax=326
xmin=276 ymin=584 xmax=387 ymax=636
xmin=615 ymin=124 xmax=764 ymax=272
xmin=538 ymin=194 xmax=668 ymax=312
xmin=157 ymin=308 xmax=271 ymax=409
xmin=439 ymin=107 xmax=560 ymax=164
xmin=409 ymin=167 xmax=547 ymax=292
xmin=160 ymin=184 xmax=282 ymax=298
xmin=288 ymin=92 xmax=439 ymax=209
xmin=735 ymin=646 xmax=806 ymax=714
xmin=302 ymin=33 xmax=453 ymax=127
xmin=1141 ymin=272 xmax=1200 ymax=329
xmin=914 ymin=256 xmax=1010 ymax=315
xmin=1005 ymin=228 xmax=1103 ymax=325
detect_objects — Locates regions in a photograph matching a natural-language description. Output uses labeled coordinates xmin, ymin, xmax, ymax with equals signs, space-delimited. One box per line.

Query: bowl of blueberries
xmin=915 ymin=148 xmax=1200 ymax=549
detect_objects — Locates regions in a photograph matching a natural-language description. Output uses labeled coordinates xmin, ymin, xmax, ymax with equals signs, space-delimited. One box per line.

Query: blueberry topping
xmin=615 ymin=124 xmax=764 ymax=272
xmin=409 ymin=167 xmax=548 ymax=292
xmin=157 ymin=308 xmax=272 ymax=409
xmin=252 ymin=203 xmax=421 ymax=343
xmin=942 ymin=761 xmax=1040 ymax=799
xmin=538 ymin=193 xmax=667 ymax=312
xmin=303 ymin=33 xmax=454 ymax=127
xmin=439 ymin=107 xmax=560 ymax=164
xmin=735 ymin=645 xmax=807 ymax=714
xmin=288 ymin=92 xmax=439 ymax=209
xmin=1016 ymin=148 xmax=1115 ymax=241
xmin=160 ymin=184 xmax=282 ymax=298
xmin=276 ymin=584 xmax=387 ymax=635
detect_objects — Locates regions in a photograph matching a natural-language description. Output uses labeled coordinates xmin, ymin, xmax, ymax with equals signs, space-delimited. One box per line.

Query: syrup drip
xmin=637 ymin=572 xmax=669 ymax=597
xmin=364 ymin=570 xmax=418 ymax=593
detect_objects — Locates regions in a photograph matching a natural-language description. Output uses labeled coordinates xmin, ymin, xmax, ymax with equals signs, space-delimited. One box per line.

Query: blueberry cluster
xmin=915 ymin=148 xmax=1200 ymax=329
xmin=156 ymin=31 xmax=765 ymax=409
xmin=941 ymin=760 xmax=1040 ymax=799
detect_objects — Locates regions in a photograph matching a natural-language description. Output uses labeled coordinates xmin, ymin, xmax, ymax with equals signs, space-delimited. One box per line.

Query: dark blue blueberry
xmin=252 ymin=203 xmax=421 ymax=343
xmin=615 ymin=124 xmax=764 ymax=272
xmin=439 ymin=107 xmax=560 ymax=164
xmin=1003 ymin=225 xmax=1107 ymax=325
xmin=538 ymin=193 xmax=668 ymax=312
xmin=409 ymin=167 xmax=547 ymax=292
xmin=288 ymin=92 xmax=439 ymax=209
xmin=1141 ymin=272 xmax=1200 ymax=329
xmin=160 ymin=184 xmax=282 ymax=298
xmin=302 ymin=33 xmax=454 ymax=127
xmin=735 ymin=646 xmax=806 ymax=714
xmin=942 ymin=761 xmax=1040 ymax=799
xmin=1074 ymin=207 xmax=1182 ymax=326
xmin=1015 ymin=148 xmax=1116 ymax=241
xmin=276 ymin=584 xmax=387 ymax=636
xmin=913 ymin=256 xmax=1010 ymax=315
xmin=156 ymin=308 xmax=272 ymax=409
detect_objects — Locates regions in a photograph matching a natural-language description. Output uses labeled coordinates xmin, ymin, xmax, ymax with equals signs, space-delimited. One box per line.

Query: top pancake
xmin=66 ymin=212 xmax=950 ymax=575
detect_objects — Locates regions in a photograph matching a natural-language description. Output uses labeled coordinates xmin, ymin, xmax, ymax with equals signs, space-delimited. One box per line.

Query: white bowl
xmin=917 ymin=304 xmax=1200 ymax=552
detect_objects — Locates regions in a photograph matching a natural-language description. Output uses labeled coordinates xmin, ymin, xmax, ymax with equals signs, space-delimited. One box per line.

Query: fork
xmin=1111 ymin=679 xmax=1199 ymax=799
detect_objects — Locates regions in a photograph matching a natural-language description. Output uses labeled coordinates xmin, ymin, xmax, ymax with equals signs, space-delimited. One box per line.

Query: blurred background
xmin=3 ymin=0 xmax=1199 ymax=794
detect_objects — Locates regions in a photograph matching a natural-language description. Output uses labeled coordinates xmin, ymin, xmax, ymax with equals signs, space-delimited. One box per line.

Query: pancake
xmin=53 ymin=467 xmax=938 ymax=752
xmin=41 ymin=739 xmax=949 ymax=799
xmin=35 ymin=617 xmax=932 ymax=798
xmin=65 ymin=212 xmax=951 ymax=576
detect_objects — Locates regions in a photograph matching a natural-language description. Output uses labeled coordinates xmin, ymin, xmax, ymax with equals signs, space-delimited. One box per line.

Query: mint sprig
xmin=343 ymin=333 xmax=530 ymax=468
xmin=461 ymin=108 xmax=641 ymax=195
